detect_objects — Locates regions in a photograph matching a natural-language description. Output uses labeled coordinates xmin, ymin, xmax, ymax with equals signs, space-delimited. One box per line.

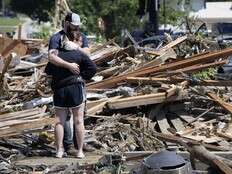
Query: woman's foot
xmin=76 ymin=150 xmax=85 ymax=159
xmin=56 ymin=148 xmax=65 ymax=158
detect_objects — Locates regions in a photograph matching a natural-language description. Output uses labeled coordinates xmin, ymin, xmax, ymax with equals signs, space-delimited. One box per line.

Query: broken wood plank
xmin=152 ymin=131 xmax=231 ymax=151
xmin=126 ymin=77 xmax=232 ymax=86
xmin=157 ymin=59 xmax=227 ymax=77
xmin=87 ymin=96 xmax=121 ymax=115
xmin=152 ymin=107 xmax=170 ymax=134
xmin=107 ymin=86 xmax=187 ymax=109
xmin=141 ymin=48 xmax=177 ymax=68
xmin=207 ymin=92 xmax=232 ymax=114
xmin=0 ymin=117 xmax=55 ymax=137
xmin=159 ymin=35 xmax=187 ymax=53
xmin=0 ymin=54 xmax=12 ymax=84
xmin=186 ymin=106 xmax=214 ymax=126
xmin=188 ymin=145 xmax=232 ymax=174
xmin=167 ymin=113 xmax=186 ymax=132
xmin=0 ymin=38 xmax=27 ymax=58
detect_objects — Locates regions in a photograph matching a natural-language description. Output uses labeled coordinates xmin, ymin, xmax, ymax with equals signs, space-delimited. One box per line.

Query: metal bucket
xmin=141 ymin=150 xmax=192 ymax=174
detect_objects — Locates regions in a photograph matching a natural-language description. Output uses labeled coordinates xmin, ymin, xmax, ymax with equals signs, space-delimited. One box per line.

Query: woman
xmin=45 ymin=31 xmax=96 ymax=158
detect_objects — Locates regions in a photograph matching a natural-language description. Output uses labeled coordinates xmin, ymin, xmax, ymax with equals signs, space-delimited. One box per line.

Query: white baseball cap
xmin=65 ymin=12 xmax=82 ymax=26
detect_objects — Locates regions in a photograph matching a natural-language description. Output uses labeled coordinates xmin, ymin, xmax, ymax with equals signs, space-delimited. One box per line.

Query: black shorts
xmin=53 ymin=83 xmax=84 ymax=108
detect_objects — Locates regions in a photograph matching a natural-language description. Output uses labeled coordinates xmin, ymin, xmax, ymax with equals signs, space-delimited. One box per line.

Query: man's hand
xmin=68 ymin=63 xmax=80 ymax=74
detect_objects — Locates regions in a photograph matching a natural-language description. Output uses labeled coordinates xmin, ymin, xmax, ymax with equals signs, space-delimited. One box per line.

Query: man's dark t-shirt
xmin=46 ymin=30 xmax=94 ymax=87
xmin=49 ymin=30 xmax=88 ymax=51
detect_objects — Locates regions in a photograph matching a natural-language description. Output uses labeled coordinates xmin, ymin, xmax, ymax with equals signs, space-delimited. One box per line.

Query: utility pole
xmin=2 ymin=0 xmax=5 ymax=16
xmin=148 ymin=0 xmax=159 ymax=34
xmin=54 ymin=0 xmax=60 ymax=29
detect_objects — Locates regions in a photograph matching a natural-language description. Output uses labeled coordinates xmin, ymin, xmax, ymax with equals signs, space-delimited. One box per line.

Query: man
xmin=48 ymin=12 xmax=93 ymax=155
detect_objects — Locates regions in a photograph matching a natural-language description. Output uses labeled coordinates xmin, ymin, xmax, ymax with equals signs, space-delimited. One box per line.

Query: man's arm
xmin=48 ymin=34 xmax=80 ymax=74
xmin=48 ymin=49 xmax=80 ymax=74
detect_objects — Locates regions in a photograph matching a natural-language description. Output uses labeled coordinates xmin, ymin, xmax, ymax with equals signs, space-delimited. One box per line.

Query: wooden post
xmin=54 ymin=0 xmax=60 ymax=29
xmin=18 ymin=24 xmax=22 ymax=40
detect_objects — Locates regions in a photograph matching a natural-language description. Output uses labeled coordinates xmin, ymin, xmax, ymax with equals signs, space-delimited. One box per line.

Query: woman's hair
xmin=71 ymin=30 xmax=81 ymax=41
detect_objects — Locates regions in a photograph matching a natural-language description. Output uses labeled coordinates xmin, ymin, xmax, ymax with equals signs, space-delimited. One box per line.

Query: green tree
xmin=71 ymin=0 xmax=140 ymax=40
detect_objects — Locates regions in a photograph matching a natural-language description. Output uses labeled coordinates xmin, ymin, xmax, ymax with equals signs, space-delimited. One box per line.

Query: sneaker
xmin=56 ymin=148 xmax=65 ymax=158
xmin=66 ymin=146 xmax=78 ymax=156
xmin=76 ymin=151 xmax=85 ymax=159
xmin=83 ymin=143 xmax=95 ymax=152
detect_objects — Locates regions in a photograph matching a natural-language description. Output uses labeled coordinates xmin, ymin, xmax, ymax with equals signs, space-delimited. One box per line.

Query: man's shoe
xmin=66 ymin=146 xmax=78 ymax=156
xmin=83 ymin=143 xmax=95 ymax=152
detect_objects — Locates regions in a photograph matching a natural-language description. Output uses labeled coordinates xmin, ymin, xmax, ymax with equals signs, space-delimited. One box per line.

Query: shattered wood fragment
xmin=152 ymin=131 xmax=231 ymax=151
xmin=157 ymin=59 xmax=227 ymax=77
xmin=159 ymin=35 xmax=188 ymax=53
xmin=87 ymin=96 xmax=121 ymax=114
xmin=0 ymin=54 xmax=12 ymax=89
xmin=0 ymin=117 xmax=55 ymax=137
xmin=141 ymin=48 xmax=177 ymax=68
xmin=126 ymin=77 xmax=232 ymax=86
xmin=0 ymin=38 xmax=27 ymax=58
xmin=207 ymin=92 xmax=232 ymax=114
xmin=107 ymin=86 xmax=187 ymax=109
xmin=188 ymin=144 xmax=232 ymax=174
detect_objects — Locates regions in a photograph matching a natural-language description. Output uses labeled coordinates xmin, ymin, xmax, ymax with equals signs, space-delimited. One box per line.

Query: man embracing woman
xmin=46 ymin=12 xmax=96 ymax=158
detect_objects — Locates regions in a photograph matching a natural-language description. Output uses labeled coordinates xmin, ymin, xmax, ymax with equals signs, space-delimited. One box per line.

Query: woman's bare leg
xmin=71 ymin=103 xmax=85 ymax=158
xmin=55 ymin=108 xmax=68 ymax=153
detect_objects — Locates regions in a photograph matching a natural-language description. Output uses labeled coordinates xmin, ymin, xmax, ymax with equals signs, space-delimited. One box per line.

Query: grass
xmin=0 ymin=17 xmax=22 ymax=34
xmin=0 ymin=17 xmax=21 ymax=26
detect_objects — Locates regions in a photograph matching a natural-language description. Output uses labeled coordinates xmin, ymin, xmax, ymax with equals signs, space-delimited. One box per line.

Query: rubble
xmin=1 ymin=33 xmax=232 ymax=173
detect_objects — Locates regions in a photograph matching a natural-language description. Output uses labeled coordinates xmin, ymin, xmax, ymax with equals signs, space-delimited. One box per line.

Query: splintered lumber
xmin=90 ymin=39 xmax=115 ymax=53
xmin=107 ymin=85 xmax=186 ymax=109
xmin=149 ymin=105 xmax=170 ymax=134
xmin=87 ymin=96 xmax=121 ymax=114
xmin=92 ymin=45 xmax=135 ymax=65
xmin=126 ymin=77 xmax=232 ymax=87
xmin=188 ymin=144 xmax=232 ymax=174
xmin=207 ymin=93 xmax=232 ymax=114
xmin=0 ymin=54 xmax=12 ymax=84
xmin=0 ymin=117 xmax=55 ymax=137
xmin=141 ymin=48 xmax=177 ymax=68
xmin=158 ymin=59 xmax=227 ymax=77
xmin=97 ymin=65 xmax=123 ymax=78
xmin=145 ymin=36 xmax=187 ymax=56
xmin=87 ymin=48 xmax=232 ymax=89
xmin=167 ymin=114 xmax=185 ymax=132
xmin=186 ymin=106 xmax=214 ymax=126
xmin=152 ymin=131 xmax=231 ymax=151
xmin=91 ymin=45 xmax=119 ymax=61
xmin=159 ymin=35 xmax=187 ymax=53
xmin=0 ymin=38 xmax=27 ymax=58
xmin=0 ymin=107 xmax=46 ymax=122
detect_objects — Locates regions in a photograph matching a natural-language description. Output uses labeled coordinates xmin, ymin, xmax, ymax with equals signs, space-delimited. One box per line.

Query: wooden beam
xmin=107 ymin=86 xmax=187 ymax=109
xmin=0 ymin=117 xmax=55 ymax=137
xmin=159 ymin=36 xmax=187 ymax=52
xmin=207 ymin=93 xmax=232 ymax=114
xmin=126 ymin=77 xmax=232 ymax=87
xmin=152 ymin=131 xmax=231 ymax=151
xmin=87 ymin=96 xmax=121 ymax=114
xmin=157 ymin=59 xmax=227 ymax=77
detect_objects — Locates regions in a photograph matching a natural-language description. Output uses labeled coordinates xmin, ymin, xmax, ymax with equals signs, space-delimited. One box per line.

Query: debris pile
xmin=1 ymin=33 xmax=232 ymax=173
